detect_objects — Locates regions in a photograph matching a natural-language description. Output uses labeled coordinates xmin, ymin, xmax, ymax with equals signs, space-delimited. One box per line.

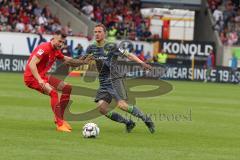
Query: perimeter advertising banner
xmin=0 ymin=32 xmax=90 ymax=56
xmin=115 ymin=62 xmax=238 ymax=83
xmin=159 ymin=40 xmax=215 ymax=56
xmin=156 ymin=40 xmax=216 ymax=65
xmin=0 ymin=55 xmax=28 ymax=72
xmin=0 ymin=55 xmax=57 ymax=73
xmin=0 ymin=32 xmax=215 ymax=66
xmin=0 ymin=55 xmax=238 ymax=83
xmin=0 ymin=32 xmax=153 ymax=56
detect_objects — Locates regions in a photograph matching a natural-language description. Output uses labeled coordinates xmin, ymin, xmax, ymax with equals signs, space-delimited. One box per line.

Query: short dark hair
xmin=94 ymin=23 xmax=106 ymax=32
xmin=54 ymin=30 xmax=67 ymax=38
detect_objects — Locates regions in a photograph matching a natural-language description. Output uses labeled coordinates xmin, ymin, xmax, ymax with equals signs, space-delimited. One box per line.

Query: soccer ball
xmin=82 ymin=123 xmax=100 ymax=138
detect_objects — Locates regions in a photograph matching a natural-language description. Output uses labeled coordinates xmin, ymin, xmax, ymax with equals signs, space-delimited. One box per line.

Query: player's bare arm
xmin=63 ymin=55 xmax=94 ymax=67
xmin=126 ymin=52 xmax=152 ymax=70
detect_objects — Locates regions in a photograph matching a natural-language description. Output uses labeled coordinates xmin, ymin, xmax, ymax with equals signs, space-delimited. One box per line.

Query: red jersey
xmin=24 ymin=42 xmax=64 ymax=80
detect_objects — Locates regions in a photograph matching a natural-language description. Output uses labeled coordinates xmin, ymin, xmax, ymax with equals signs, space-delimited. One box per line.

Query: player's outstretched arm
xmin=126 ymin=52 xmax=152 ymax=70
xmin=63 ymin=55 xmax=94 ymax=67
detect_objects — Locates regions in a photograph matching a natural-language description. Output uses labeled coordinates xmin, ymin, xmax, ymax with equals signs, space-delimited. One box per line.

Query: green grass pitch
xmin=0 ymin=72 xmax=239 ymax=160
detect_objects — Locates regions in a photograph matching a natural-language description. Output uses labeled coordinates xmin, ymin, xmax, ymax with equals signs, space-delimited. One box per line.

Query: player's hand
xmin=82 ymin=54 xmax=95 ymax=64
xmin=141 ymin=63 xmax=152 ymax=71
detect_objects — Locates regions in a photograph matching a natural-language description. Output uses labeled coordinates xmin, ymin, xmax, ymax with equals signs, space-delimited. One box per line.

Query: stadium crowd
xmin=67 ymin=0 xmax=152 ymax=41
xmin=209 ymin=0 xmax=240 ymax=45
xmin=0 ymin=0 xmax=73 ymax=35
xmin=0 ymin=0 xmax=154 ymax=62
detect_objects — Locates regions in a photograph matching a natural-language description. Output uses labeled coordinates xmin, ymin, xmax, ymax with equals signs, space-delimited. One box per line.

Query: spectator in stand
xmin=143 ymin=28 xmax=152 ymax=40
xmin=94 ymin=6 xmax=102 ymax=23
xmin=24 ymin=23 xmax=34 ymax=33
xmin=156 ymin=49 xmax=168 ymax=64
xmin=42 ymin=4 xmax=51 ymax=19
xmin=15 ymin=19 xmax=25 ymax=32
xmin=107 ymin=25 xmax=117 ymax=42
xmin=128 ymin=23 xmax=136 ymax=40
xmin=135 ymin=24 xmax=143 ymax=41
xmin=67 ymin=0 xmax=152 ymax=40
xmin=213 ymin=6 xmax=224 ymax=31
xmin=33 ymin=2 xmax=42 ymax=17
xmin=20 ymin=12 xmax=30 ymax=25
xmin=235 ymin=8 xmax=240 ymax=44
xmin=38 ymin=14 xmax=48 ymax=26
xmin=37 ymin=24 xmax=46 ymax=34
xmin=152 ymin=55 xmax=158 ymax=64
xmin=81 ymin=2 xmax=94 ymax=20
xmin=63 ymin=22 xmax=73 ymax=36
xmin=209 ymin=0 xmax=240 ymax=45
xmin=134 ymin=12 xmax=142 ymax=27
xmin=61 ymin=44 xmax=72 ymax=57
xmin=204 ymin=49 xmax=215 ymax=82
xmin=230 ymin=53 xmax=239 ymax=83
xmin=9 ymin=2 xmax=17 ymax=15
xmin=227 ymin=28 xmax=238 ymax=45
xmin=116 ymin=22 xmax=125 ymax=39
xmin=0 ymin=10 xmax=8 ymax=24
xmin=208 ymin=0 xmax=217 ymax=12
xmin=220 ymin=27 xmax=229 ymax=44
xmin=223 ymin=1 xmax=236 ymax=27
xmin=0 ymin=0 xmax=74 ymax=36
xmin=145 ymin=51 xmax=152 ymax=63
xmin=72 ymin=43 xmax=83 ymax=58
xmin=235 ymin=8 xmax=240 ymax=23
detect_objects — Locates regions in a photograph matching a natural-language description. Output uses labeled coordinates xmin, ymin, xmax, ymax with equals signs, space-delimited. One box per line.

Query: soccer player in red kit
xmin=24 ymin=31 xmax=90 ymax=132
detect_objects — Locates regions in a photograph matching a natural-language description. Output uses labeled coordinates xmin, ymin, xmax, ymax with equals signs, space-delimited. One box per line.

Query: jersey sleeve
xmin=56 ymin=51 xmax=64 ymax=60
xmin=34 ymin=47 xmax=47 ymax=59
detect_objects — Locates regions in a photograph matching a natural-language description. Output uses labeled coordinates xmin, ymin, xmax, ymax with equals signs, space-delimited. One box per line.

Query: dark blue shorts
xmin=95 ymin=79 xmax=128 ymax=104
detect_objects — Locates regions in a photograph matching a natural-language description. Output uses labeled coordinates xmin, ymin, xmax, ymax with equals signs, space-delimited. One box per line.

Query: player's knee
xmin=49 ymin=89 xmax=58 ymax=98
xmin=117 ymin=101 xmax=128 ymax=111
xmin=63 ymin=84 xmax=72 ymax=94
xmin=99 ymin=106 xmax=108 ymax=115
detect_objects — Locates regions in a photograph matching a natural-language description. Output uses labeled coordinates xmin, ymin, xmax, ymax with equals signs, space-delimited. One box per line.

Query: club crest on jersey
xmin=37 ymin=49 xmax=44 ymax=55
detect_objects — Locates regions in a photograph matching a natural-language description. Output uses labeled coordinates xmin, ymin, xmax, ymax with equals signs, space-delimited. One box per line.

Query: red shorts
xmin=24 ymin=75 xmax=62 ymax=94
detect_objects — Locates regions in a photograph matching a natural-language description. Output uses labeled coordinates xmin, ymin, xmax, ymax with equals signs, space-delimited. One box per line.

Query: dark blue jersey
xmin=86 ymin=41 xmax=129 ymax=88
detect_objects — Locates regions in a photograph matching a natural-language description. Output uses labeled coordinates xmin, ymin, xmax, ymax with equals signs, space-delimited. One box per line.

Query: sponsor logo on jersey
xmin=37 ymin=49 xmax=44 ymax=55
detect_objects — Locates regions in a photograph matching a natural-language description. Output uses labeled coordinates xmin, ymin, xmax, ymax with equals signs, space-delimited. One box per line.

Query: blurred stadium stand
xmin=53 ymin=0 xmax=96 ymax=37
xmin=141 ymin=0 xmax=202 ymax=10
xmin=39 ymin=0 xmax=90 ymax=37
xmin=0 ymin=0 xmax=240 ymax=68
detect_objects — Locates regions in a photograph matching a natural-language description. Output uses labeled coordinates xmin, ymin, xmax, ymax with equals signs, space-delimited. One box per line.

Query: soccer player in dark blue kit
xmin=85 ymin=24 xmax=155 ymax=133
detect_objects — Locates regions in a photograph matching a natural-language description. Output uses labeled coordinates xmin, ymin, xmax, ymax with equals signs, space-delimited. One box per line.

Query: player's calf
xmin=60 ymin=84 xmax=72 ymax=118
xmin=97 ymin=100 xmax=110 ymax=115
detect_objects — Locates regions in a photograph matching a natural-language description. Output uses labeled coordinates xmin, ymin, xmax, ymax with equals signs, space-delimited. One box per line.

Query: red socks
xmin=48 ymin=84 xmax=72 ymax=127
xmin=49 ymin=90 xmax=63 ymax=126
xmin=60 ymin=84 xmax=72 ymax=119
